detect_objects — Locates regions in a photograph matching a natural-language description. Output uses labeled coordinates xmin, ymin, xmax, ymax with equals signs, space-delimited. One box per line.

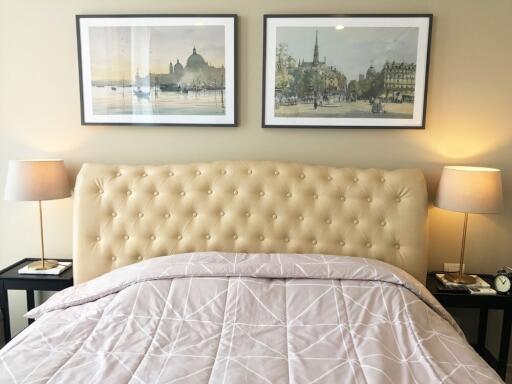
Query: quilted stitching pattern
xmin=0 ymin=253 xmax=502 ymax=383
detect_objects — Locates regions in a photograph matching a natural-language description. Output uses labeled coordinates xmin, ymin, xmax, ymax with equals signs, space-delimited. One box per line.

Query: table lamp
xmin=435 ymin=166 xmax=503 ymax=284
xmin=4 ymin=160 xmax=71 ymax=270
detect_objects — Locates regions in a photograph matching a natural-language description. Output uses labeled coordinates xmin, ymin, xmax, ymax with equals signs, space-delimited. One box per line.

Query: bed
xmin=0 ymin=161 xmax=503 ymax=383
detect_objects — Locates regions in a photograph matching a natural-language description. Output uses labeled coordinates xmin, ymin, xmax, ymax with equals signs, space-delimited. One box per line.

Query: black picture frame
xmin=76 ymin=14 xmax=238 ymax=127
xmin=262 ymin=14 xmax=433 ymax=129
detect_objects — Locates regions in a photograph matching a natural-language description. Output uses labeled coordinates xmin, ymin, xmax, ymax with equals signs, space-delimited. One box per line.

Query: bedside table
xmin=426 ymin=272 xmax=511 ymax=380
xmin=0 ymin=258 xmax=73 ymax=343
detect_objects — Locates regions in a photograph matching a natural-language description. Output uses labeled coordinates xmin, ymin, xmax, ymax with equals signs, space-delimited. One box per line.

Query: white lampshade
xmin=435 ymin=166 xmax=503 ymax=214
xmin=4 ymin=160 xmax=71 ymax=201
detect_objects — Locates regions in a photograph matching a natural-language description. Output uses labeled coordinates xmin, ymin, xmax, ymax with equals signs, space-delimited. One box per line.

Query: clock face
xmin=494 ymin=274 xmax=511 ymax=293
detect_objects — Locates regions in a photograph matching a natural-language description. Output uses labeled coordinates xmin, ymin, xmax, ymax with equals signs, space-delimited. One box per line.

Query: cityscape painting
xmin=263 ymin=15 xmax=432 ymax=128
xmin=77 ymin=15 xmax=237 ymax=126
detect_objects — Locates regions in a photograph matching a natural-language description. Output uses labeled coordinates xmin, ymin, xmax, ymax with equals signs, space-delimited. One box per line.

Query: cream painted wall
xmin=0 ymin=0 xmax=511 ymax=360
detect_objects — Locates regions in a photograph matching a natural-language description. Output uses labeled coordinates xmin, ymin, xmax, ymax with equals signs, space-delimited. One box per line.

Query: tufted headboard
xmin=73 ymin=161 xmax=428 ymax=284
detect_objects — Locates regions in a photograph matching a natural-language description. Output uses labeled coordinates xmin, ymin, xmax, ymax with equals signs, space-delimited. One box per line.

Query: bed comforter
xmin=0 ymin=252 xmax=503 ymax=383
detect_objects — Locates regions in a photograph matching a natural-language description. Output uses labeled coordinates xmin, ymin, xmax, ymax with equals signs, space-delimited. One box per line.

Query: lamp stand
xmin=444 ymin=212 xmax=477 ymax=285
xmin=27 ymin=201 xmax=58 ymax=271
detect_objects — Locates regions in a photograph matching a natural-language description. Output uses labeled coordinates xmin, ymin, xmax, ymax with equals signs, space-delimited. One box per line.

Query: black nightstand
xmin=0 ymin=258 xmax=73 ymax=343
xmin=426 ymin=272 xmax=511 ymax=380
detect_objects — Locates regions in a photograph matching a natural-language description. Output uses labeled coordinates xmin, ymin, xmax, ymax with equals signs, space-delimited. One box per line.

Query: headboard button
xmin=153 ymin=191 xmax=159 ymax=196
xmin=177 ymin=234 xmax=183 ymax=240
xmin=272 ymin=214 xmax=277 ymax=220
xmin=396 ymin=197 xmax=401 ymax=203
xmin=259 ymin=235 xmax=265 ymax=241
xmin=326 ymin=218 xmax=332 ymax=224
xmin=353 ymin=219 xmax=359 ymax=225
xmin=286 ymin=192 xmax=292 ymax=198
xmin=313 ymin=194 xmax=318 ymax=200
xmin=353 ymin=177 xmax=358 ymax=182
xmin=245 ymin=212 xmax=251 ymax=218
xmin=123 ymin=235 xmax=129 ymax=240
xmin=142 ymin=173 xmax=148 ymax=177
xmin=150 ymin=235 xmax=156 ymax=241
xmin=340 ymin=196 xmax=346 ymax=202
xmin=205 ymin=234 xmax=211 ymax=240
xmin=126 ymin=190 xmax=132 ymax=196
xmin=207 ymin=189 xmax=213 ymax=195
xmin=192 ymin=212 xmax=197 ymax=217
xmin=180 ymin=191 xmax=186 ymax=197
xmin=312 ymin=239 xmax=317 ymax=245
xmin=247 ymin=169 xmax=253 ymax=175
xmin=339 ymin=240 xmax=345 ymax=246
xmin=233 ymin=234 xmax=238 ymax=240
xmin=284 ymin=237 xmax=290 ymax=243
xmin=274 ymin=170 xmax=280 ymax=176
xmin=196 ymin=170 xmax=202 ymax=176
xmin=233 ymin=190 xmax=238 ymax=195
xmin=111 ymin=256 xmax=116 ymax=261
xmin=138 ymin=213 xmax=144 ymax=218
xmin=220 ymin=211 xmax=225 ymax=216
xmin=366 ymin=242 xmax=372 ymax=248
xmin=395 ymin=243 xmax=401 ymax=249
xmin=116 ymin=172 xmax=122 ymax=177
xmin=327 ymin=176 xmax=333 ymax=181
xmin=380 ymin=220 xmax=386 ymax=226
xmin=96 ymin=236 xmax=101 ymax=242
xmin=164 ymin=213 xmax=170 ymax=219
xmin=111 ymin=212 xmax=117 ymax=218
xmin=137 ymin=256 xmax=143 ymax=261
xmin=299 ymin=173 xmax=305 ymax=179
xmin=298 ymin=215 xmax=304 ymax=221
xmin=259 ymin=191 xmax=265 ymax=197
xmin=367 ymin=197 xmax=373 ymax=202
xmin=98 ymin=189 xmax=104 ymax=194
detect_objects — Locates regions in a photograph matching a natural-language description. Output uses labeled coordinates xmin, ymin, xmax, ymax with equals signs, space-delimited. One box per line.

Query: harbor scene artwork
xmin=263 ymin=16 xmax=432 ymax=128
xmin=77 ymin=16 xmax=236 ymax=126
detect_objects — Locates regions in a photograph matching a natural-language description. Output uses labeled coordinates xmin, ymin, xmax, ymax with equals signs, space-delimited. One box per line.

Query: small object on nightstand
xmin=18 ymin=261 xmax=71 ymax=276
xmin=493 ymin=268 xmax=511 ymax=295
xmin=435 ymin=273 xmax=490 ymax=288
xmin=468 ymin=287 xmax=497 ymax=295
xmin=435 ymin=166 xmax=503 ymax=285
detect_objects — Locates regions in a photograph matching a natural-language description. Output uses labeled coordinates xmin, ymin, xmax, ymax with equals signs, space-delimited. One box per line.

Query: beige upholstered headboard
xmin=73 ymin=161 xmax=428 ymax=284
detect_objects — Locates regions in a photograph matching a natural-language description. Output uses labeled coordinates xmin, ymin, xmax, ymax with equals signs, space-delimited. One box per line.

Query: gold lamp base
xmin=444 ymin=272 xmax=477 ymax=285
xmin=442 ymin=212 xmax=477 ymax=286
xmin=27 ymin=260 xmax=59 ymax=271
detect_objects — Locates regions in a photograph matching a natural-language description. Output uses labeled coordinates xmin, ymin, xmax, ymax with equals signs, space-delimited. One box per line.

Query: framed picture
xmin=262 ymin=14 xmax=432 ymax=129
xmin=76 ymin=14 xmax=237 ymax=126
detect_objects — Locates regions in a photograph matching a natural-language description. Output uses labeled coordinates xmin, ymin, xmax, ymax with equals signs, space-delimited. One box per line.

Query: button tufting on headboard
xmin=73 ymin=161 xmax=428 ymax=284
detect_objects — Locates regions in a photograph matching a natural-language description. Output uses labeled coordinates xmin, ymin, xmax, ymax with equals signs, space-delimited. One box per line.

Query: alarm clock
xmin=493 ymin=269 xmax=511 ymax=294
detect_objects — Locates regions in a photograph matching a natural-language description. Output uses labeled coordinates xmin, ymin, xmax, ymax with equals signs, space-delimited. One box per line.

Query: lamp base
xmin=27 ymin=260 xmax=59 ymax=271
xmin=444 ymin=272 xmax=477 ymax=285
